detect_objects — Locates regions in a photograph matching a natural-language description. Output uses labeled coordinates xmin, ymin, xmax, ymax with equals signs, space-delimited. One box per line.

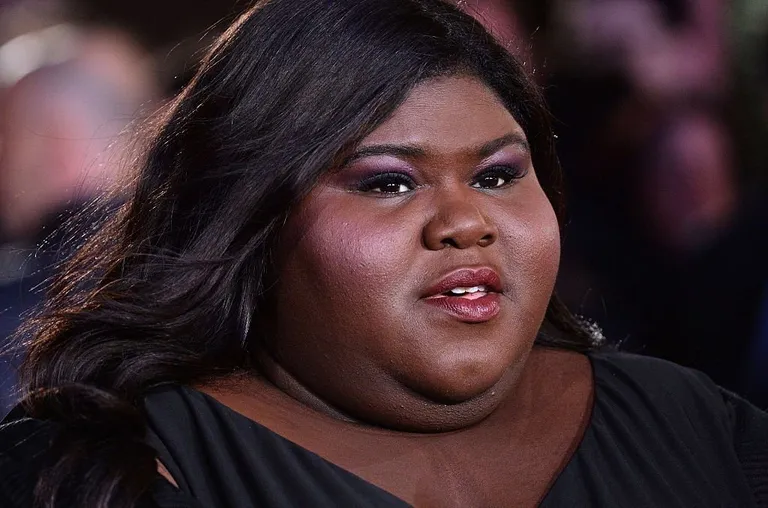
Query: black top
xmin=1 ymin=352 xmax=767 ymax=507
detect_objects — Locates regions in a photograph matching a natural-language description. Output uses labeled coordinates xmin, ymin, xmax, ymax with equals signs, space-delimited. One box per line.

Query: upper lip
xmin=422 ymin=267 xmax=503 ymax=298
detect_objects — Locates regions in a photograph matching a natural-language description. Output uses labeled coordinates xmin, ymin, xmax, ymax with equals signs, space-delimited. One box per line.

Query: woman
xmin=0 ymin=0 xmax=765 ymax=506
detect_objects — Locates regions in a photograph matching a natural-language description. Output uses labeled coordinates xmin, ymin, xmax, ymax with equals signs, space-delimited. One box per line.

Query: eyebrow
xmin=342 ymin=132 xmax=530 ymax=166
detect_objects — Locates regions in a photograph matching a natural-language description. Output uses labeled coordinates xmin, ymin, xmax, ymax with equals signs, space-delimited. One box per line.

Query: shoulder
xmin=588 ymin=350 xmax=764 ymax=424
xmin=0 ymin=411 xmax=200 ymax=508
xmin=584 ymin=351 xmax=737 ymax=435
xmin=589 ymin=350 xmax=723 ymax=395
xmin=589 ymin=350 xmax=768 ymax=500
xmin=0 ymin=416 xmax=59 ymax=507
xmin=587 ymin=350 xmax=764 ymax=440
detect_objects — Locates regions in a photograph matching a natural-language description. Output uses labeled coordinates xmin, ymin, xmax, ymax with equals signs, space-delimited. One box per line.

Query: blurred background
xmin=0 ymin=0 xmax=766 ymax=415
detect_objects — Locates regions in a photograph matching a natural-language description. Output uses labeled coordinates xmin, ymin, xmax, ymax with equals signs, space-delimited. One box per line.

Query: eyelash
xmin=470 ymin=165 xmax=527 ymax=190
xmin=356 ymin=172 xmax=415 ymax=194
xmin=354 ymin=165 xmax=526 ymax=195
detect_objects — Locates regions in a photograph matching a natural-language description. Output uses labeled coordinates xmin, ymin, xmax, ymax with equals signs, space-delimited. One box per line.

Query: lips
xmin=421 ymin=268 xmax=503 ymax=323
xmin=422 ymin=267 xmax=503 ymax=298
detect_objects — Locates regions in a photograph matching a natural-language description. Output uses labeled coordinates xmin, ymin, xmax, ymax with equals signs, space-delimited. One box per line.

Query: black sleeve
xmin=591 ymin=351 xmax=768 ymax=506
xmin=0 ymin=417 xmax=202 ymax=508
xmin=722 ymin=388 xmax=768 ymax=506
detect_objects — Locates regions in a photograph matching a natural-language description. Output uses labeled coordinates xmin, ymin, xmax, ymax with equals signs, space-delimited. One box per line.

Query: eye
xmin=471 ymin=165 xmax=526 ymax=189
xmin=356 ymin=172 xmax=416 ymax=194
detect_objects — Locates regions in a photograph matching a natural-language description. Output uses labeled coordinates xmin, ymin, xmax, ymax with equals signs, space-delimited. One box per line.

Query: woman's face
xmin=268 ymin=75 xmax=560 ymax=431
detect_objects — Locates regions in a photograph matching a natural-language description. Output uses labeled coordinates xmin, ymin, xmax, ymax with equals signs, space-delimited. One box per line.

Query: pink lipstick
xmin=422 ymin=268 xmax=502 ymax=323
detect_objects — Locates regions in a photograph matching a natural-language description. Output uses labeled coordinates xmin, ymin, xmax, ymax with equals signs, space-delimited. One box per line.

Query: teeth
xmin=448 ymin=286 xmax=487 ymax=295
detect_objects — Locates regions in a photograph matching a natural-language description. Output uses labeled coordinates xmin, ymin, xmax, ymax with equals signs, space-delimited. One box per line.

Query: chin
xmin=433 ymin=369 xmax=507 ymax=404
xmin=381 ymin=364 xmax=520 ymax=433
xmin=404 ymin=350 xmax=519 ymax=404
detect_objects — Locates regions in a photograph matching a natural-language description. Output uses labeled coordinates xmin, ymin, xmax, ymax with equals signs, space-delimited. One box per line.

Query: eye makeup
xmin=355 ymin=171 xmax=417 ymax=193
xmin=335 ymin=155 xmax=418 ymax=191
xmin=470 ymin=148 xmax=531 ymax=185
xmin=470 ymin=164 xmax=527 ymax=189
xmin=334 ymin=144 xmax=531 ymax=194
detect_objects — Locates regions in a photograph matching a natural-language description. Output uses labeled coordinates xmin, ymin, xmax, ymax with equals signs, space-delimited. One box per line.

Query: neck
xmin=198 ymin=348 xmax=592 ymax=438
xmin=252 ymin=348 xmax=530 ymax=433
xmin=258 ymin=352 xmax=360 ymax=424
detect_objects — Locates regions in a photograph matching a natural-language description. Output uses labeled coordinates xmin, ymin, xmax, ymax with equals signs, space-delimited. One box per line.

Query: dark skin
xmin=188 ymin=76 xmax=594 ymax=507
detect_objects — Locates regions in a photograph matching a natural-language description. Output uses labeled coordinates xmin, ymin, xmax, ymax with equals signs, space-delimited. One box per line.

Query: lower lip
xmin=422 ymin=293 xmax=501 ymax=323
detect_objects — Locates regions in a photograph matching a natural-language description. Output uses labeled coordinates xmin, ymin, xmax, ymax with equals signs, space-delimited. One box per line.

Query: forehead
xmin=359 ymin=75 xmax=524 ymax=153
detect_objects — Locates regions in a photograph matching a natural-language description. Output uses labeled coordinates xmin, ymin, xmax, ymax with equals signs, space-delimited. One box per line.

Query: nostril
xmin=478 ymin=234 xmax=494 ymax=247
xmin=441 ymin=238 xmax=460 ymax=249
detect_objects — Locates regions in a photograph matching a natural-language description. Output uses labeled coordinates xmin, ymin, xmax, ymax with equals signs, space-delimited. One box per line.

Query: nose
xmin=422 ymin=190 xmax=498 ymax=250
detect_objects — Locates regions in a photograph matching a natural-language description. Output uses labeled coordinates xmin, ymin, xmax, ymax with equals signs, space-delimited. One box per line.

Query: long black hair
xmin=15 ymin=0 xmax=598 ymax=506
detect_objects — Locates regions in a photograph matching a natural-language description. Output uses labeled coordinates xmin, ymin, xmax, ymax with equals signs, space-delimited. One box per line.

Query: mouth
xmin=421 ymin=268 xmax=503 ymax=323
xmin=431 ymin=285 xmax=493 ymax=300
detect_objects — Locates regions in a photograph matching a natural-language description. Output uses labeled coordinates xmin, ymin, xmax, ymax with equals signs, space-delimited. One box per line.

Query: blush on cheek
xmin=536 ymin=214 xmax=562 ymax=281
xmin=292 ymin=205 xmax=416 ymax=306
xmin=499 ymin=200 xmax=561 ymax=321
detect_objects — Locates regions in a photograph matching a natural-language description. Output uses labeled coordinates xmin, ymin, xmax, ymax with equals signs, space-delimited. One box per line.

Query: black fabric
xmin=0 ymin=415 xmax=201 ymax=507
xmin=0 ymin=351 xmax=766 ymax=507
xmin=144 ymin=386 xmax=409 ymax=508
xmin=541 ymin=352 xmax=767 ymax=507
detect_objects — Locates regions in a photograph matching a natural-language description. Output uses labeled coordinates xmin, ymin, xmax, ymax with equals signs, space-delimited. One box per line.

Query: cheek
xmin=498 ymin=186 xmax=561 ymax=318
xmin=525 ymin=204 xmax=560 ymax=290
xmin=303 ymin=208 xmax=410 ymax=293
xmin=275 ymin=197 xmax=417 ymax=338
